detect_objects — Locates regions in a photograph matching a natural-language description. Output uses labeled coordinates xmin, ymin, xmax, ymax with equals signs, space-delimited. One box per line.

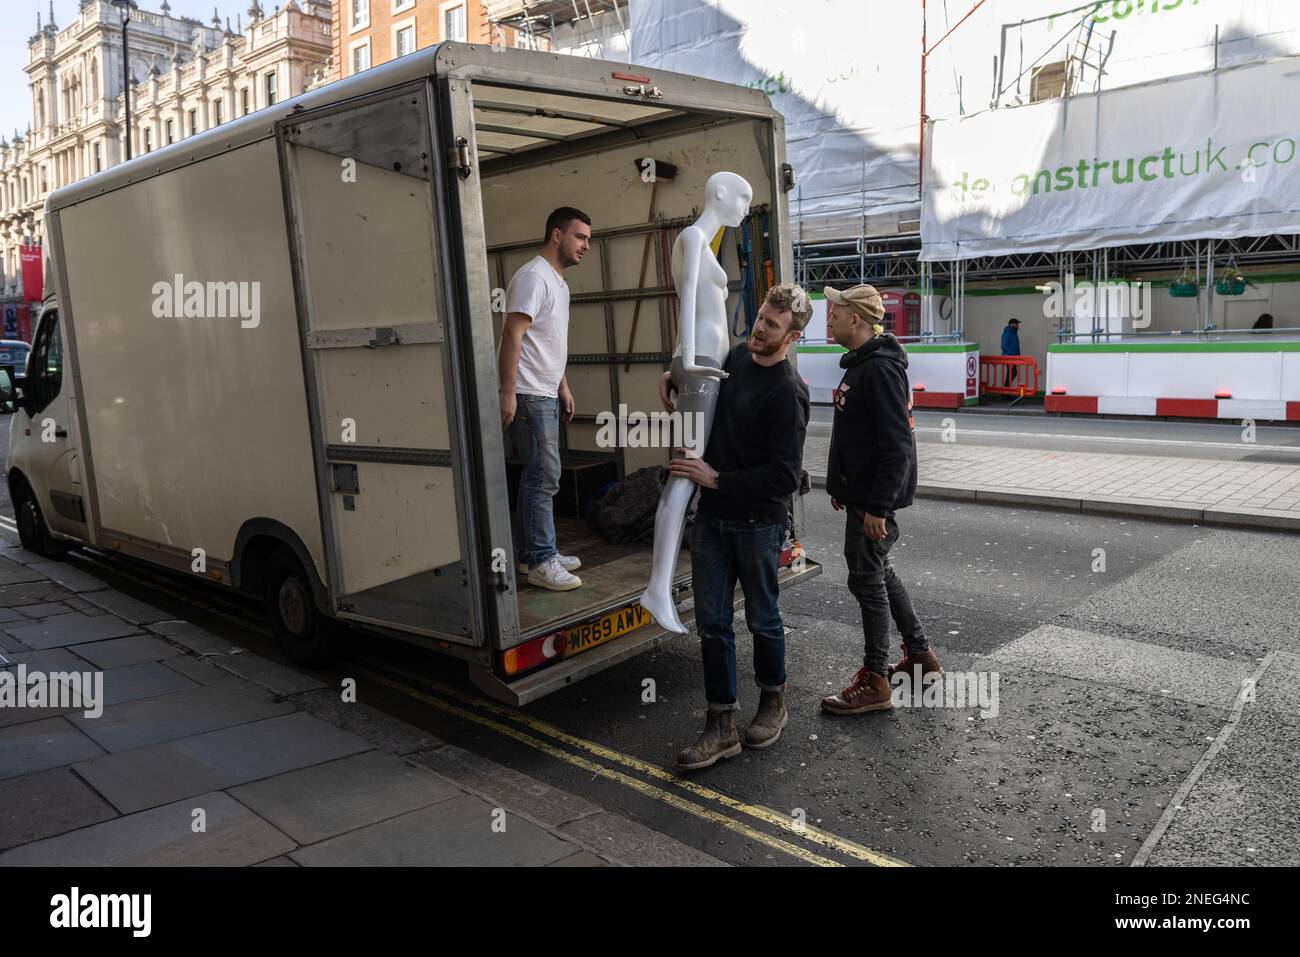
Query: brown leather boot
xmin=820 ymin=667 xmax=894 ymax=715
xmin=676 ymin=710 xmax=742 ymax=770
xmin=888 ymin=642 xmax=944 ymax=678
xmin=744 ymin=684 xmax=787 ymax=749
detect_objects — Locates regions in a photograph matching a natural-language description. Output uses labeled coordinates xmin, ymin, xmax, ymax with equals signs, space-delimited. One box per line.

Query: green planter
xmin=1215 ymin=278 xmax=1246 ymax=295
xmin=1169 ymin=281 xmax=1198 ymax=298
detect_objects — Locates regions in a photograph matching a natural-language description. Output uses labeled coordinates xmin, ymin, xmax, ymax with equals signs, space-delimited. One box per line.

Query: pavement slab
xmin=0 ymin=717 xmax=105 ymax=781
xmin=0 ymin=791 xmax=296 ymax=866
xmin=71 ymin=635 xmax=183 ymax=670
xmin=288 ymin=794 xmax=575 ymax=867
xmin=230 ymin=751 xmax=461 ymax=845
xmin=26 ymin=560 xmax=111 ymax=593
xmin=68 ymin=680 xmax=297 ymax=753
xmin=2 ymin=611 xmax=140 ymax=650
xmin=72 ymin=711 xmax=373 ymax=813
xmin=0 ymin=767 xmax=117 ymax=851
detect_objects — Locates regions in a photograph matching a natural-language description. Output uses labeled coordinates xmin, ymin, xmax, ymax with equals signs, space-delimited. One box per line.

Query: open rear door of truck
xmin=276 ymin=81 xmax=487 ymax=646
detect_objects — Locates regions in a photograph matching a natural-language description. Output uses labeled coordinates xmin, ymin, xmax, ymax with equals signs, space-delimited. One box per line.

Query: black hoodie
xmin=825 ymin=333 xmax=918 ymax=518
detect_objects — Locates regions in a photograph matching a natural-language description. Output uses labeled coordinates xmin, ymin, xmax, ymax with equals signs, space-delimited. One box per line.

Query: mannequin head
xmin=702 ymin=171 xmax=753 ymax=228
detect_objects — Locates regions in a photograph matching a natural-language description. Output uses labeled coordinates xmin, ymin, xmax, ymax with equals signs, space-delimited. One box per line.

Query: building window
xmin=241 ymin=88 xmax=250 ymax=115
xmin=393 ymin=0 xmax=415 ymax=12
xmin=350 ymin=39 xmax=371 ymax=75
xmin=165 ymin=118 xmax=175 ymax=144
xmin=443 ymin=2 xmax=467 ymax=42
xmin=143 ymin=127 xmax=153 ymax=153
xmin=350 ymin=0 xmax=370 ymax=32
xmin=188 ymin=109 xmax=198 ymax=136
xmin=266 ymin=71 xmax=278 ymax=106
xmin=214 ymin=99 xmax=224 ymax=125
xmin=394 ymin=19 xmax=416 ymax=58
xmin=94 ymin=142 xmax=102 ymax=173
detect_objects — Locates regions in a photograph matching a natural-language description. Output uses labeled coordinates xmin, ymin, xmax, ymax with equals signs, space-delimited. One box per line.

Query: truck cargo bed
xmin=516 ymin=517 xmax=689 ymax=638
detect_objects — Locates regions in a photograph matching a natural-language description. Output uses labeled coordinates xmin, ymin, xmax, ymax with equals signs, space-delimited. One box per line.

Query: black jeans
xmin=844 ymin=510 xmax=928 ymax=676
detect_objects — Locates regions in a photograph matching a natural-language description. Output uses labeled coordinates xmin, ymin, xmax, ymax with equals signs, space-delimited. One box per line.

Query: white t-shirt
xmin=505 ymin=255 xmax=570 ymax=398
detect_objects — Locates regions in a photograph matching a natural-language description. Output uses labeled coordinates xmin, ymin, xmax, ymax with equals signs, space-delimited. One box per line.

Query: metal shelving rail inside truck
xmin=5 ymin=42 xmax=820 ymax=705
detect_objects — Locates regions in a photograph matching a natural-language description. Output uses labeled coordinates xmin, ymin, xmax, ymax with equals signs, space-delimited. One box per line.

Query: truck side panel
xmin=56 ymin=138 xmax=325 ymax=575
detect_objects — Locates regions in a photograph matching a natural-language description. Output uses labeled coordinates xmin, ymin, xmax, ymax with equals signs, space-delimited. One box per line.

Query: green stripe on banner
xmin=1049 ymin=341 xmax=1300 ymax=353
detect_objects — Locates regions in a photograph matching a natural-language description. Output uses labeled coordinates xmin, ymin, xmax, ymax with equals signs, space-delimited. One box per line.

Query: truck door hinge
xmin=450 ymin=137 xmax=472 ymax=179
xmin=622 ymin=84 xmax=663 ymax=99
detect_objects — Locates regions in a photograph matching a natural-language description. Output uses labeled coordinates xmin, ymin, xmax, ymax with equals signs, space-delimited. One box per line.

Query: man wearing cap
xmin=819 ymin=285 xmax=942 ymax=716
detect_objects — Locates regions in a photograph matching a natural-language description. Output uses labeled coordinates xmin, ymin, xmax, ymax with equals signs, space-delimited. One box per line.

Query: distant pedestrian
xmin=1001 ymin=317 xmax=1022 ymax=392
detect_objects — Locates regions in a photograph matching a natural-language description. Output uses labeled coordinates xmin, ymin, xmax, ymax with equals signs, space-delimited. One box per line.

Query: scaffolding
xmin=482 ymin=0 xmax=628 ymax=57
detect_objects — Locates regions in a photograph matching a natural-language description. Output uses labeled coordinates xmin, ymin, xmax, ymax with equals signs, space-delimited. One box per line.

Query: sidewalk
xmin=0 ymin=542 xmax=722 ymax=867
xmin=803 ymin=430 xmax=1300 ymax=531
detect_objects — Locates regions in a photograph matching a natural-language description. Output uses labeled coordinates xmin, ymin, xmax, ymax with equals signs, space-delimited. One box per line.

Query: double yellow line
xmin=355 ymin=665 xmax=909 ymax=868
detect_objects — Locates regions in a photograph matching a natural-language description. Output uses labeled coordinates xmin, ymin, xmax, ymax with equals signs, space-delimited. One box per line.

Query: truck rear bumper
xmin=469 ymin=558 xmax=823 ymax=706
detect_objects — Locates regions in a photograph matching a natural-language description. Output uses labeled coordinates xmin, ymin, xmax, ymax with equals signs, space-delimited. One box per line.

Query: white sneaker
xmin=518 ymin=554 xmax=582 ymax=574
xmin=526 ymin=556 xmax=583 ymax=591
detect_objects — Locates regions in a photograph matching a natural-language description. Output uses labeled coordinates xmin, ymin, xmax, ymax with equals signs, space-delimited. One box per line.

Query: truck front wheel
xmin=13 ymin=481 xmax=69 ymax=559
xmin=265 ymin=548 xmax=330 ymax=667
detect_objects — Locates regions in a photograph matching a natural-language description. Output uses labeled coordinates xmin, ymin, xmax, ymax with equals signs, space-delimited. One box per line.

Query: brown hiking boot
xmin=676 ymin=709 xmax=742 ymax=771
xmin=744 ymin=684 xmax=787 ymax=749
xmin=820 ymin=667 xmax=894 ymax=715
xmin=888 ymin=642 xmax=944 ymax=679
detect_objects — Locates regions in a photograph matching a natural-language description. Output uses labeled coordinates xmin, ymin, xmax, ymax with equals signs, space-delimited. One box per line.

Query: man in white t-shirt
xmin=499 ymin=206 xmax=591 ymax=592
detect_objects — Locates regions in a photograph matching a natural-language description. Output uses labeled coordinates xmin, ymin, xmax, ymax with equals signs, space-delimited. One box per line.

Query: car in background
xmin=0 ymin=340 xmax=26 ymax=414
xmin=0 ymin=339 xmax=30 ymax=376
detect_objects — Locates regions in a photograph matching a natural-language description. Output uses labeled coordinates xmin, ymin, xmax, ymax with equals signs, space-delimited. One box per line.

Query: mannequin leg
xmin=639 ymin=358 xmax=719 ymax=634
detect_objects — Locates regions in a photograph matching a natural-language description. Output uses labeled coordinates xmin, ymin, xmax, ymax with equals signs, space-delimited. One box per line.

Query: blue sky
xmin=2 ymin=1 xmax=248 ymax=143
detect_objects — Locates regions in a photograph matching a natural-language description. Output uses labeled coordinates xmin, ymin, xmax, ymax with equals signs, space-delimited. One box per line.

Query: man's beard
xmin=561 ymin=247 xmax=582 ymax=267
xmin=749 ymin=334 xmax=782 ymax=357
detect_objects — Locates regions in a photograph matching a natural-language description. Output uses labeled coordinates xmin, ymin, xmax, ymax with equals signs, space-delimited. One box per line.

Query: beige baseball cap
xmin=824 ymin=284 xmax=885 ymax=323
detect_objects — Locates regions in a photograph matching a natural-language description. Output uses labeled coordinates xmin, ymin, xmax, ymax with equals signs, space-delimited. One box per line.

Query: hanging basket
xmin=1216 ymin=260 xmax=1247 ymax=296
xmin=1168 ymin=258 xmax=1198 ymax=297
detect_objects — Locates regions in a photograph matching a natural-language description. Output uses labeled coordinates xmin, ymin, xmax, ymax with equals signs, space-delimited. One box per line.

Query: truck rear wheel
xmin=265 ymin=547 xmax=330 ymax=667
xmin=13 ymin=481 xmax=69 ymax=559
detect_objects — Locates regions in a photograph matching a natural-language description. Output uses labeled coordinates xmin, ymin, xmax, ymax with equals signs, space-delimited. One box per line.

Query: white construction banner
xmin=920 ymin=56 xmax=1300 ymax=261
xmin=630 ymin=0 xmax=924 ymax=241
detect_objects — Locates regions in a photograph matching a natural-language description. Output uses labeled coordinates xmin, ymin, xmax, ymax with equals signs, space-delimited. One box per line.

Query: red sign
xmin=19 ymin=245 xmax=43 ymax=302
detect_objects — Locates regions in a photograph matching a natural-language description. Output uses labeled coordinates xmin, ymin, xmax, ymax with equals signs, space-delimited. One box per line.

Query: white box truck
xmin=4 ymin=43 xmax=820 ymax=704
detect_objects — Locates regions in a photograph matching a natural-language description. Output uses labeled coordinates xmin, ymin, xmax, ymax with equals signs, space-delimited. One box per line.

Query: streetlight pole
xmin=111 ymin=0 xmax=139 ymax=162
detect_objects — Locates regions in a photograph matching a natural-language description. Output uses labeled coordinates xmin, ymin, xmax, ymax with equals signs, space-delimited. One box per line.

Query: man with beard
xmin=499 ymin=207 xmax=591 ymax=591
xmin=658 ymin=283 xmax=812 ymax=769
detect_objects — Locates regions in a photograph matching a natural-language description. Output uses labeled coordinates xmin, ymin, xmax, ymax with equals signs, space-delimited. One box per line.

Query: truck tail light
xmin=501 ymin=629 xmax=567 ymax=677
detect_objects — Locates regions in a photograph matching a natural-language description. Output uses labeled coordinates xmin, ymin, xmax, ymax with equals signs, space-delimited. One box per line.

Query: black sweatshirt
xmin=698 ymin=342 xmax=810 ymax=525
xmin=825 ymin=333 xmax=918 ymax=518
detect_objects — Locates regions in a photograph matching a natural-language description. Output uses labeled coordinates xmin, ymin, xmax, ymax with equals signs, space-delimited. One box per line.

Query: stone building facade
xmin=0 ymin=0 xmax=333 ymax=314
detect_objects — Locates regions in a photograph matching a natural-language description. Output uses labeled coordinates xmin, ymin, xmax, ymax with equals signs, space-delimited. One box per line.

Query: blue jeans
xmin=690 ymin=512 xmax=786 ymax=711
xmin=510 ymin=394 xmax=560 ymax=568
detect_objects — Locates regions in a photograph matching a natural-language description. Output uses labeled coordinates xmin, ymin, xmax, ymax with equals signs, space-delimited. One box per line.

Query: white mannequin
xmin=639 ymin=171 xmax=753 ymax=634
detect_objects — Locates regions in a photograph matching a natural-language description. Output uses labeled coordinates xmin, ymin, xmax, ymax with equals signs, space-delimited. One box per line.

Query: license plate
xmin=564 ymin=603 xmax=652 ymax=656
